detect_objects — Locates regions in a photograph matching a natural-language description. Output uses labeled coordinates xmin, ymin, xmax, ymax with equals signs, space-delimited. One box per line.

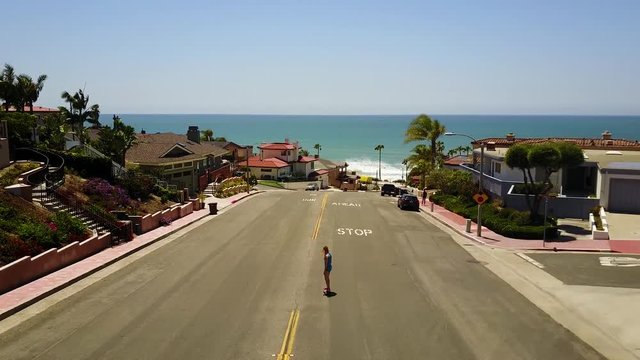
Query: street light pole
xmin=445 ymin=132 xmax=485 ymax=237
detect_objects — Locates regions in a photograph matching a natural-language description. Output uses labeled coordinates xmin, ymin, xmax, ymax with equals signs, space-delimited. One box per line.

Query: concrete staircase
xmin=36 ymin=189 xmax=109 ymax=236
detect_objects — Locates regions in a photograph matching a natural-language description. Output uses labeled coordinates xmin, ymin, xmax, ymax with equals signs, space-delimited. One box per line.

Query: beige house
xmin=126 ymin=128 xmax=230 ymax=193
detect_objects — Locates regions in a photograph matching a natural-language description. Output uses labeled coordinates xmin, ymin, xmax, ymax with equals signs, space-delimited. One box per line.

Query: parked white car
xmin=305 ymin=183 xmax=319 ymax=191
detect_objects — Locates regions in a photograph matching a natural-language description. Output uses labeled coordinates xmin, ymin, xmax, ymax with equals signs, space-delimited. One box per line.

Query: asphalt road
xmin=0 ymin=191 xmax=604 ymax=359
xmin=528 ymin=253 xmax=640 ymax=288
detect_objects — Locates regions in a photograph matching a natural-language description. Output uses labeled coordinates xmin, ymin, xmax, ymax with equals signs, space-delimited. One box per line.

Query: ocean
xmin=106 ymin=114 xmax=640 ymax=181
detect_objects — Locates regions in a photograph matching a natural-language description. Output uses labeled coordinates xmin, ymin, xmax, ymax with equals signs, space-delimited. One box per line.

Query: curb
xmin=0 ymin=191 xmax=264 ymax=321
xmin=419 ymin=206 xmax=617 ymax=254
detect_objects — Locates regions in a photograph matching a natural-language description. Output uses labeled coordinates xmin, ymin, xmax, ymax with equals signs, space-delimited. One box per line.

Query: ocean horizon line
xmin=104 ymin=113 xmax=640 ymax=117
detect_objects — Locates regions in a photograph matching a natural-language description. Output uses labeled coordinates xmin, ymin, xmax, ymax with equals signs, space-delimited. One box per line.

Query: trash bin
xmin=133 ymin=222 xmax=142 ymax=235
xmin=208 ymin=202 xmax=218 ymax=215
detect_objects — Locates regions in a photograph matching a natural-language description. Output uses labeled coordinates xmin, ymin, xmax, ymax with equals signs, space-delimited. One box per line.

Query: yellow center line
xmin=276 ymin=309 xmax=300 ymax=360
xmin=312 ymin=193 xmax=329 ymax=240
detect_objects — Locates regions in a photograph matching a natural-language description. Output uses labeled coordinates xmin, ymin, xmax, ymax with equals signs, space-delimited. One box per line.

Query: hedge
xmin=430 ymin=193 xmax=558 ymax=239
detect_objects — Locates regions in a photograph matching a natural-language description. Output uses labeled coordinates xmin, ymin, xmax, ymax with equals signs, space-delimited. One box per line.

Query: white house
xmin=246 ymin=139 xmax=317 ymax=180
xmin=460 ymin=131 xmax=640 ymax=214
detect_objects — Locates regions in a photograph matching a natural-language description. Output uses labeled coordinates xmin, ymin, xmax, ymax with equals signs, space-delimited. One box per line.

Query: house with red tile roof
xmin=460 ymin=131 xmax=640 ymax=215
xmin=126 ymin=126 xmax=230 ymax=193
xmin=245 ymin=139 xmax=318 ymax=180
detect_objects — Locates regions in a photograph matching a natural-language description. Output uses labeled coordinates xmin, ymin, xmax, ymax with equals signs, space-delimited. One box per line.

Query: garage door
xmin=609 ymin=179 xmax=640 ymax=213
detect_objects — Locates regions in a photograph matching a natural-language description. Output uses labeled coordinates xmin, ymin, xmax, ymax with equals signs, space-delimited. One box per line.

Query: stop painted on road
xmin=337 ymin=228 xmax=373 ymax=236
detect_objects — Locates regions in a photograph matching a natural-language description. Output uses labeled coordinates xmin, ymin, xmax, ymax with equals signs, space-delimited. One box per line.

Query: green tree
xmin=200 ymin=129 xmax=213 ymax=141
xmin=96 ymin=115 xmax=137 ymax=166
xmin=314 ymin=143 xmax=322 ymax=157
xmin=0 ymin=64 xmax=18 ymax=111
xmin=59 ymin=89 xmax=100 ymax=144
xmin=37 ymin=113 xmax=67 ymax=151
xmin=404 ymin=114 xmax=446 ymax=168
xmin=505 ymin=141 xmax=584 ymax=220
xmin=16 ymin=74 xmax=47 ymax=113
xmin=374 ymin=144 xmax=384 ymax=180
xmin=405 ymin=144 xmax=432 ymax=188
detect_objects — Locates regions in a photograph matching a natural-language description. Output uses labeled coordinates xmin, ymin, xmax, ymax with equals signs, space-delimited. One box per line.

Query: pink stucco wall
xmin=133 ymin=200 xmax=200 ymax=234
xmin=0 ymin=233 xmax=112 ymax=294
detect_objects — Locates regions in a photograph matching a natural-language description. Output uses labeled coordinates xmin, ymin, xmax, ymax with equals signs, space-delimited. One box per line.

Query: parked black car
xmin=397 ymin=194 xmax=420 ymax=211
xmin=381 ymin=184 xmax=398 ymax=196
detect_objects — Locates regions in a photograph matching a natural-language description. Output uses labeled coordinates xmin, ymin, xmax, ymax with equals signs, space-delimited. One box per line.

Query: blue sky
xmin=4 ymin=0 xmax=639 ymax=114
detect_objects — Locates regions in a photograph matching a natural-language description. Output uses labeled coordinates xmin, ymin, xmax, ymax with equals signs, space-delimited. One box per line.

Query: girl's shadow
xmin=324 ymin=291 xmax=337 ymax=298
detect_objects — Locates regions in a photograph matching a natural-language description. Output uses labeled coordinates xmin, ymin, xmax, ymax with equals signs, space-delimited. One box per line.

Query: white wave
xmin=344 ymin=157 xmax=405 ymax=181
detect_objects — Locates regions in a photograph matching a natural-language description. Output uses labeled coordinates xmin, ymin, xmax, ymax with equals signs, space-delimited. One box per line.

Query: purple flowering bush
xmin=82 ymin=178 xmax=132 ymax=211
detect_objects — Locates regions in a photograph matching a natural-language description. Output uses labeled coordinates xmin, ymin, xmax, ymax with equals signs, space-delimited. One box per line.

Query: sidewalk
xmin=0 ymin=190 xmax=262 ymax=321
xmin=419 ymin=199 xmax=640 ymax=254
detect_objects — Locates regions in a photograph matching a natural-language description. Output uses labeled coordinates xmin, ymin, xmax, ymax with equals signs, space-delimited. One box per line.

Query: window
xmin=494 ymin=163 xmax=501 ymax=174
xmin=183 ymin=161 xmax=193 ymax=167
xmin=164 ymin=165 xmax=172 ymax=170
xmin=174 ymin=163 xmax=183 ymax=168
xmin=261 ymin=169 xmax=272 ymax=172
xmin=281 ymin=151 xmax=286 ymax=156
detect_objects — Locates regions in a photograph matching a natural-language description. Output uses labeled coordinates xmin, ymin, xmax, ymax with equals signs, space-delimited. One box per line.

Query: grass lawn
xmin=258 ymin=180 xmax=284 ymax=189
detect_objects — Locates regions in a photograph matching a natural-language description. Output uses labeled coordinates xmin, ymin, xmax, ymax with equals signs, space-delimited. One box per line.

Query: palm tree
xmin=201 ymin=129 xmax=214 ymax=141
xmin=0 ymin=64 xmax=17 ymax=111
xmin=314 ymin=143 xmax=322 ymax=157
xmin=405 ymin=114 xmax=446 ymax=167
xmin=447 ymin=149 xmax=457 ymax=158
xmin=59 ymin=89 xmax=100 ymax=144
xmin=464 ymin=145 xmax=472 ymax=155
xmin=405 ymin=144 xmax=432 ymax=187
xmin=374 ymin=144 xmax=384 ymax=181
xmin=16 ymin=74 xmax=47 ymax=113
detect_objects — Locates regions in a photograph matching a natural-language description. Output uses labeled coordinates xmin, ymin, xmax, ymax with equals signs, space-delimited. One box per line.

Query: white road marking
xmin=302 ymin=198 xmax=316 ymax=202
xmin=331 ymin=202 xmax=361 ymax=207
xmin=337 ymin=228 xmax=373 ymax=236
xmin=516 ymin=253 xmax=545 ymax=269
xmin=599 ymin=257 xmax=640 ymax=267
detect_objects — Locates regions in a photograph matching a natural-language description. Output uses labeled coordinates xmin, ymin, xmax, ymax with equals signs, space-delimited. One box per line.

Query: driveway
xmin=606 ymin=212 xmax=640 ymax=240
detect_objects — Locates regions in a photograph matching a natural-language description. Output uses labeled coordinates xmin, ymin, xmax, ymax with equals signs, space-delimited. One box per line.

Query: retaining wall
xmin=0 ymin=233 xmax=112 ymax=294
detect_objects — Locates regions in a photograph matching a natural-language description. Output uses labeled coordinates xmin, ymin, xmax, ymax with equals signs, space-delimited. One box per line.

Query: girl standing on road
xmin=323 ymin=246 xmax=332 ymax=294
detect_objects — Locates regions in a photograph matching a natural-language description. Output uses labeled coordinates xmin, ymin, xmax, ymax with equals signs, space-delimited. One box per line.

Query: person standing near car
xmin=421 ymin=188 xmax=428 ymax=205
xmin=322 ymin=246 xmax=332 ymax=294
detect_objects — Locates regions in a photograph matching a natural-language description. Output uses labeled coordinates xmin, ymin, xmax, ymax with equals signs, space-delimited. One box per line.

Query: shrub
xmin=426 ymin=169 xmax=475 ymax=198
xmin=51 ymin=211 xmax=88 ymax=243
xmin=56 ymin=150 xmax=113 ymax=181
xmin=0 ymin=162 xmax=41 ymax=186
xmin=431 ymin=193 xmax=558 ymax=239
xmin=117 ymin=172 xmax=156 ymax=201
xmin=16 ymin=222 xmax=59 ymax=250
xmin=512 ymin=182 xmax=546 ymax=195
xmin=82 ymin=178 xmax=131 ymax=210
xmin=0 ymin=231 xmax=43 ymax=265
xmin=160 ymin=216 xmax=172 ymax=226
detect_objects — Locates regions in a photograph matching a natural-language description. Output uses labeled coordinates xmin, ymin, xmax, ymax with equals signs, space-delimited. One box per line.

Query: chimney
xmin=506 ymin=133 xmax=515 ymax=142
xmin=485 ymin=142 xmax=496 ymax=151
xmin=314 ymin=154 xmax=319 ymax=159
xmin=601 ymin=130 xmax=612 ymax=141
xmin=187 ymin=126 xmax=200 ymax=143
xmin=140 ymin=128 xmax=146 ymax=134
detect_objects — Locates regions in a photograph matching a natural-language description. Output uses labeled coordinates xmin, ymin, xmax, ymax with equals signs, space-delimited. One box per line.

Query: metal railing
xmin=15 ymin=147 xmax=132 ymax=245
xmin=41 ymin=188 xmax=132 ymax=244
